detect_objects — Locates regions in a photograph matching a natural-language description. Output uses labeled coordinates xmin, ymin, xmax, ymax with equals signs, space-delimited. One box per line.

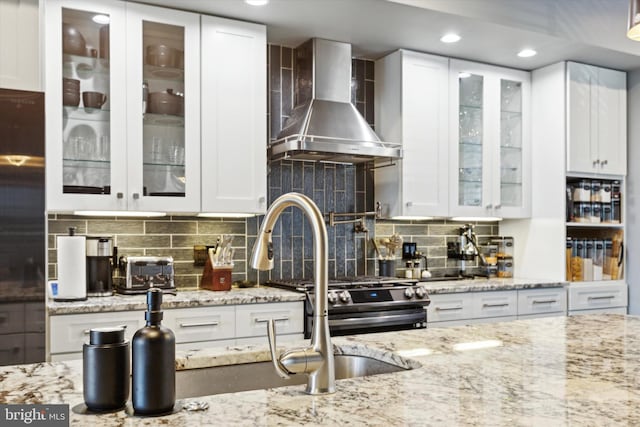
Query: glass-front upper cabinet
xmin=449 ymin=59 xmax=530 ymax=219
xmin=125 ymin=3 xmax=200 ymax=212
xmin=45 ymin=0 xmax=128 ymax=211
xmin=45 ymin=0 xmax=200 ymax=213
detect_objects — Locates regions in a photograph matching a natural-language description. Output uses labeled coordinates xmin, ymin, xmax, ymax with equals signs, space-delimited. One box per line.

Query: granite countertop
xmin=419 ymin=277 xmax=568 ymax=294
xmin=46 ymin=287 xmax=306 ymax=315
xmin=2 ymin=314 xmax=640 ymax=425
xmin=47 ymin=279 xmax=566 ymax=315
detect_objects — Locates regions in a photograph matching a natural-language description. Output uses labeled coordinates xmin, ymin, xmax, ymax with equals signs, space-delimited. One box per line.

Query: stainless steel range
xmin=267 ymin=276 xmax=430 ymax=338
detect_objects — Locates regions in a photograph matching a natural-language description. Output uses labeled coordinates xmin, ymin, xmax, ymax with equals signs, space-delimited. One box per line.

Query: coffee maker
xmin=86 ymin=236 xmax=115 ymax=297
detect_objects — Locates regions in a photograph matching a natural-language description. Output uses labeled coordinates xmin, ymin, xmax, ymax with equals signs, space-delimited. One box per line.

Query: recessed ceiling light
xmin=92 ymin=14 xmax=110 ymax=25
xmin=440 ymin=33 xmax=461 ymax=43
xmin=517 ymin=49 xmax=537 ymax=58
xmin=458 ymin=72 xmax=471 ymax=79
xmin=245 ymin=0 xmax=269 ymax=5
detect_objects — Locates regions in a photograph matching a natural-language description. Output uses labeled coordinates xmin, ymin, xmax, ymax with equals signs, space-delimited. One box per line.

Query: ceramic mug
xmin=83 ymin=91 xmax=107 ymax=109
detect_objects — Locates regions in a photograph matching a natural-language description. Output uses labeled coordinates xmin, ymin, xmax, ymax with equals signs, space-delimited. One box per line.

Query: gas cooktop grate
xmin=267 ymin=276 xmax=418 ymax=291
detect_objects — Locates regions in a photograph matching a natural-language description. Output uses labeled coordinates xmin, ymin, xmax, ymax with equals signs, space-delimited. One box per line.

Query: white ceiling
xmin=132 ymin=0 xmax=640 ymax=71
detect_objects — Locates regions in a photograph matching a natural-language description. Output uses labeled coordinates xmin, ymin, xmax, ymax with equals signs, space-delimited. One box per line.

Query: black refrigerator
xmin=0 ymin=89 xmax=46 ymax=365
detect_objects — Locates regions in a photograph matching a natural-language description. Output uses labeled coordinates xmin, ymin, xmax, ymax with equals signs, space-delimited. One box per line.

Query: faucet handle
xmin=267 ymin=318 xmax=291 ymax=379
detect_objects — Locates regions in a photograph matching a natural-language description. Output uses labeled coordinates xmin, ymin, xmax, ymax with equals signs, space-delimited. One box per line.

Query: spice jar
xmin=590 ymin=180 xmax=601 ymax=202
xmin=590 ymin=203 xmax=601 ymax=224
xmin=600 ymin=181 xmax=612 ymax=203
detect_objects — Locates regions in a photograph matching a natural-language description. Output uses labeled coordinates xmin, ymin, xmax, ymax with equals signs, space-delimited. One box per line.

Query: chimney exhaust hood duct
xmin=269 ymin=38 xmax=402 ymax=164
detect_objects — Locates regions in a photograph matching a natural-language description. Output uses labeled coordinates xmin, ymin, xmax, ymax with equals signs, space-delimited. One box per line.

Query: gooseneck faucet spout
xmin=250 ymin=192 xmax=335 ymax=395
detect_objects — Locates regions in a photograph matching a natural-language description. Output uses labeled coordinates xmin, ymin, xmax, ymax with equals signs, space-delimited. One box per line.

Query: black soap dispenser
xmin=132 ymin=288 xmax=176 ymax=415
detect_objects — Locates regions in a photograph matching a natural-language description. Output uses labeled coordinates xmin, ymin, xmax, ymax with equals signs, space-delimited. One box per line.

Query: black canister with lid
xmin=83 ymin=326 xmax=129 ymax=412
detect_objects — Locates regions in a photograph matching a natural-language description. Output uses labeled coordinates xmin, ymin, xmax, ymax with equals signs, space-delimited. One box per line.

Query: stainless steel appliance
xmin=115 ymin=256 xmax=175 ymax=295
xmin=267 ymin=276 xmax=430 ymax=338
xmin=0 ymin=89 xmax=45 ymax=365
xmin=269 ymin=38 xmax=402 ymax=164
xmin=86 ymin=236 xmax=115 ymax=296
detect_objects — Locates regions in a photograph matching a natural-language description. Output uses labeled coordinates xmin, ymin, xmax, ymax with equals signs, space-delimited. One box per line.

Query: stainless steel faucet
xmin=250 ymin=192 xmax=335 ymax=395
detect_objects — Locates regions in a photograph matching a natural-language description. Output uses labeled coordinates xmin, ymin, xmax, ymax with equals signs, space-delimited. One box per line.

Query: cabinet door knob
xmin=601 ymin=160 xmax=608 ymax=166
xmin=406 ymin=201 xmax=413 ymax=207
xmin=132 ymin=193 xmax=140 ymax=200
xmin=494 ymin=204 xmax=502 ymax=209
xmin=485 ymin=204 xmax=493 ymax=209
xmin=258 ymin=196 xmax=266 ymax=204
xmin=593 ymin=159 xmax=600 ymax=166
xmin=117 ymin=192 xmax=124 ymax=199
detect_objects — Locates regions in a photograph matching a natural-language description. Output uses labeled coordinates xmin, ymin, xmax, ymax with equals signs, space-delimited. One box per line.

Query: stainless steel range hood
xmin=269 ymin=39 xmax=402 ymax=164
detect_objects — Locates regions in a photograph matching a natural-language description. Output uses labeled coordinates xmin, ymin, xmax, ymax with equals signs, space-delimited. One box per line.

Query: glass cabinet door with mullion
xmin=45 ymin=0 xmax=127 ymax=211
xmin=125 ymin=3 xmax=200 ymax=212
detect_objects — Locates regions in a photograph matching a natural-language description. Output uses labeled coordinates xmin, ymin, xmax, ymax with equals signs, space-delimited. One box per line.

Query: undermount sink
xmin=176 ymin=354 xmax=415 ymax=398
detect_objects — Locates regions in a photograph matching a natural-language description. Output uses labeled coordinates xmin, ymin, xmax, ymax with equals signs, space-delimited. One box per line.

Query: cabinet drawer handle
xmin=179 ymin=321 xmax=220 ymax=328
xmin=83 ymin=324 xmax=127 ymax=334
xmin=255 ymin=316 xmax=289 ymax=323
xmin=588 ymin=295 xmax=615 ymax=301
xmin=435 ymin=306 xmax=463 ymax=312
xmin=532 ymin=299 xmax=557 ymax=304
xmin=482 ymin=303 xmax=510 ymax=308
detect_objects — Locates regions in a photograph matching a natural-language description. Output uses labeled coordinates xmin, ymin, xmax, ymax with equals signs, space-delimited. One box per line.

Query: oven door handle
xmin=328 ymin=311 xmax=426 ymax=328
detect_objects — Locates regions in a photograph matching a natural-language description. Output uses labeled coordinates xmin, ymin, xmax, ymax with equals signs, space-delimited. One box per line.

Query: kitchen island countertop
xmin=46 ymin=278 xmax=566 ymax=315
xmin=2 ymin=314 xmax=639 ymax=425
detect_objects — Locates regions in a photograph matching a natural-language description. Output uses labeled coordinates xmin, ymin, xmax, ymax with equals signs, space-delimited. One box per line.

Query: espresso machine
xmin=447 ymin=224 xmax=486 ymax=277
xmin=86 ymin=236 xmax=115 ymax=296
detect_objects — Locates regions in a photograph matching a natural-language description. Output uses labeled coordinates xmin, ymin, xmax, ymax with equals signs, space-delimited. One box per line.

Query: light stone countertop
xmin=2 ymin=314 xmax=639 ymax=426
xmin=46 ymin=278 xmax=566 ymax=315
xmin=46 ymin=287 xmax=306 ymax=315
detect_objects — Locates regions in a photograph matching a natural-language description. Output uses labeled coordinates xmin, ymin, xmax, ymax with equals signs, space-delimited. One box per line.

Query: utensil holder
xmin=378 ymin=259 xmax=396 ymax=277
xmin=200 ymin=258 xmax=232 ymax=291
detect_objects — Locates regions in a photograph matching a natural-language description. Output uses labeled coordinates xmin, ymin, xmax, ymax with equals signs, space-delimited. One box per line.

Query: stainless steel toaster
xmin=115 ymin=255 xmax=175 ymax=294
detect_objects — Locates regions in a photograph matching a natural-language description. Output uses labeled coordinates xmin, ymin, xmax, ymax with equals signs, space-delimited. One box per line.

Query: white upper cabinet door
xmin=125 ymin=2 xmax=201 ymax=212
xmin=200 ymin=15 xmax=267 ymax=214
xmin=374 ymin=50 xmax=449 ymax=218
xmin=596 ymin=67 xmax=626 ymax=175
xmin=0 ymin=0 xmax=41 ymax=91
xmin=45 ymin=0 xmax=129 ymax=212
xmin=449 ymin=59 xmax=531 ymax=219
xmin=567 ymin=62 xmax=626 ymax=176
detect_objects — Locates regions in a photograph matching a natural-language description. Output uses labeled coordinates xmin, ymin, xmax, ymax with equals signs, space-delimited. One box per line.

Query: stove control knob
xmin=328 ymin=291 xmax=338 ymax=305
xmin=339 ymin=291 xmax=351 ymax=303
xmin=404 ymin=287 xmax=415 ymax=299
xmin=415 ymin=286 xmax=427 ymax=299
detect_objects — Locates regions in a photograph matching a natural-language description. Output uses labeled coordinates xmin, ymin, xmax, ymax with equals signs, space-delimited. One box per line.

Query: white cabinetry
xmin=427 ymin=288 xmax=565 ymax=328
xmin=46 ymin=0 xmax=201 ymax=212
xmin=0 ymin=0 xmax=41 ymax=91
xmin=374 ymin=50 xmax=449 ymax=218
xmin=568 ymin=282 xmax=627 ymax=315
xmin=449 ymin=60 xmax=531 ymax=219
xmin=567 ymin=62 xmax=626 ymax=175
xmin=200 ymin=16 xmax=267 ymax=214
xmin=48 ymin=301 xmax=304 ymax=360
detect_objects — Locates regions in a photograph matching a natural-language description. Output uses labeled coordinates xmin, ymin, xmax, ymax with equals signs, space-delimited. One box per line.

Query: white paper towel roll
xmin=56 ymin=234 xmax=87 ymax=300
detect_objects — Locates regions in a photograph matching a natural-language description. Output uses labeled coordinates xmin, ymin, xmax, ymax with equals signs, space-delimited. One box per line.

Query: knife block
xmin=200 ymin=258 xmax=232 ymax=291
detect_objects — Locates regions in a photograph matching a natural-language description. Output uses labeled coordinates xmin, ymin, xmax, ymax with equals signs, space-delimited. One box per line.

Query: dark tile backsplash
xmin=47 ymin=44 xmax=499 ymax=288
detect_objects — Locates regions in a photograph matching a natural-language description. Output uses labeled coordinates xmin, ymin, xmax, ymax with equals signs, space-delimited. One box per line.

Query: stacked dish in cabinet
xmin=565 ymin=177 xmax=624 ymax=283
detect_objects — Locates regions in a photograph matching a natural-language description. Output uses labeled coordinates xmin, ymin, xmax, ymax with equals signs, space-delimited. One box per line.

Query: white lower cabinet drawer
xmin=518 ymin=288 xmax=567 ymax=316
xmin=235 ymin=302 xmax=303 ymax=339
xmin=426 ymin=293 xmax=474 ymax=323
xmin=166 ymin=306 xmax=235 ymax=343
xmin=473 ymin=291 xmax=517 ymax=319
xmin=568 ymin=282 xmax=627 ymax=311
xmin=49 ymin=311 xmax=143 ymax=354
